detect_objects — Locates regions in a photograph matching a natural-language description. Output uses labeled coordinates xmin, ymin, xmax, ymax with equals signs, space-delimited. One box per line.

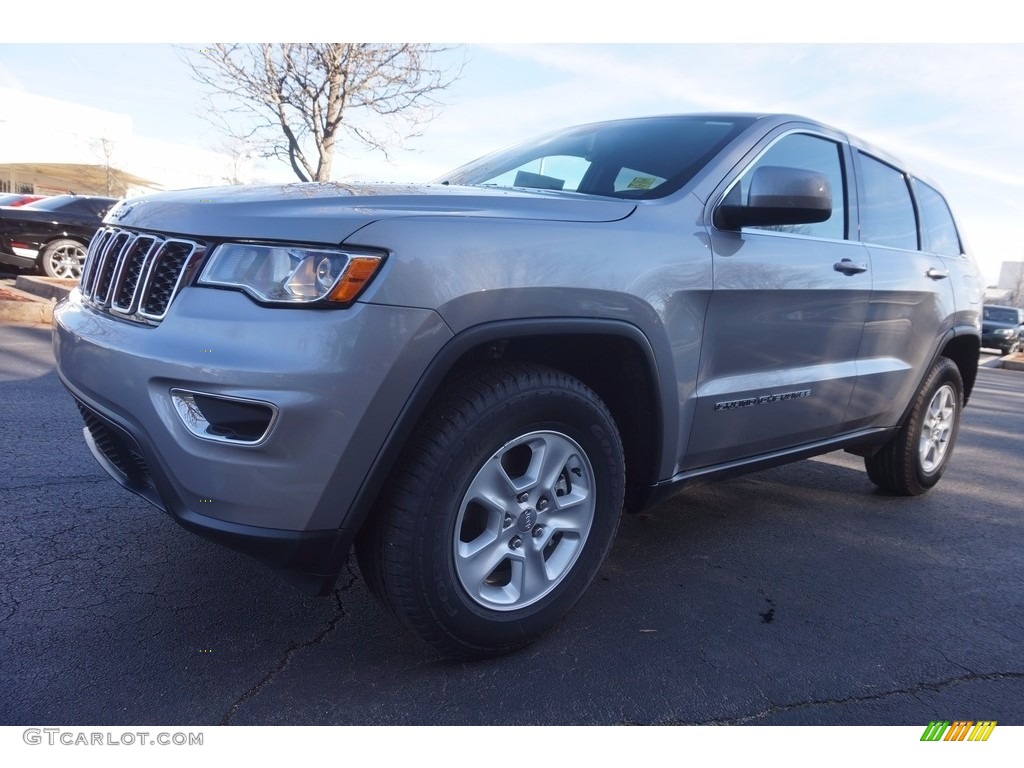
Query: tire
xmin=864 ymin=357 xmax=963 ymax=496
xmin=356 ymin=362 xmax=625 ymax=658
xmin=40 ymin=239 xmax=87 ymax=280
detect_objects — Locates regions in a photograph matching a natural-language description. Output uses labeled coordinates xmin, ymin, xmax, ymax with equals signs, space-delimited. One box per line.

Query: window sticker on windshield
xmin=627 ymin=176 xmax=657 ymax=190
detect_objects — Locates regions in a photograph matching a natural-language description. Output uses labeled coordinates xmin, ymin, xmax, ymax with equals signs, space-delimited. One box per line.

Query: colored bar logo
xmin=920 ymin=721 xmax=996 ymax=741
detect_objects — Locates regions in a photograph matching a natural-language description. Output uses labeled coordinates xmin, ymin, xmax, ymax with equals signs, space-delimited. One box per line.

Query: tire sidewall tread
xmin=359 ymin=362 xmax=625 ymax=658
xmin=864 ymin=356 xmax=963 ymax=496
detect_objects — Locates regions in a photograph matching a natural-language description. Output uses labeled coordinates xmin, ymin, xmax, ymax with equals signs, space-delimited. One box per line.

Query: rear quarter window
xmin=857 ymin=152 xmax=918 ymax=250
xmin=912 ymin=179 xmax=962 ymax=256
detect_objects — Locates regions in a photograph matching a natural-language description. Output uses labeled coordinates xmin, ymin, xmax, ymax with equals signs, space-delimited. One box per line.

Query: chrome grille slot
xmin=81 ymin=227 xmax=204 ymax=324
xmin=111 ymin=236 xmax=156 ymax=312
xmin=81 ymin=229 xmax=114 ymax=295
xmin=139 ymin=240 xmax=198 ymax=320
xmin=94 ymin=231 xmax=132 ymax=304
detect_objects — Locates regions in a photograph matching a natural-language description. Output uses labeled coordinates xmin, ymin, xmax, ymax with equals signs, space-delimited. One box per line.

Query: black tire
xmin=356 ymin=362 xmax=625 ymax=658
xmin=864 ymin=357 xmax=964 ymax=496
xmin=39 ymin=239 xmax=87 ymax=280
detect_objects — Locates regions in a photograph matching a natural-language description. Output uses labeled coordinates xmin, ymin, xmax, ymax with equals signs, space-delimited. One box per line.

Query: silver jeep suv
xmin=53 ymin=114 xmax=983 ymax=657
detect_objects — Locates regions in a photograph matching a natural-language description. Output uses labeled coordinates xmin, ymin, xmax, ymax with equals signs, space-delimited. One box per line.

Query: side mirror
xmin=715 ymin=166 xmax=833 ymax=230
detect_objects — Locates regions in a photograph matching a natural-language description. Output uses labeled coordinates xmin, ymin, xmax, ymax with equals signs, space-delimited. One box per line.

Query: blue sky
xmin=1 ymin=9 xmax=1021 ymax=284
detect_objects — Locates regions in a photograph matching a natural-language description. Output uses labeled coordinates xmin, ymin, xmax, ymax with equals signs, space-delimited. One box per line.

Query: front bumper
xmin=981 ymin=331 xmax=1018 ymax=350
xmin=53 ymin=286 xmax=451 ymax=590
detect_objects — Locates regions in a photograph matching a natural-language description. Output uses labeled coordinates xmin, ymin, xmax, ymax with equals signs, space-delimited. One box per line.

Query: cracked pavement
xmin=1 ymin=323 xmax=1021 ymax=725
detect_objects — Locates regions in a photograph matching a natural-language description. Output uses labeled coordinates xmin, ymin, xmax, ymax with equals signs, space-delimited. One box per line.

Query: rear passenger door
xmin=688 ymin=130 xmax=872 ymax=470
xmin=845 ymin=152 xmax=959 ymax=429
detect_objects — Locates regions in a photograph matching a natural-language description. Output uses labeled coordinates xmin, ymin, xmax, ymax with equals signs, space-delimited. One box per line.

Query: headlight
xmin=994 ymin=328 xmax=1013 ymax=337
xmin=198 ymin=243 xmax=384 ymax=305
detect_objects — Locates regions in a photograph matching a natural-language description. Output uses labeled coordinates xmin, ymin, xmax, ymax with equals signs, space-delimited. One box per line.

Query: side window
xmin=732 ymin=133 xmax=846 ymax=240
xmin=912 ymin=179 xmax=962 ymax=256
xmin=858 ymin=153 xmax=918 ymax=250
xmin=65 ymin=198 xmax=109 ymax=217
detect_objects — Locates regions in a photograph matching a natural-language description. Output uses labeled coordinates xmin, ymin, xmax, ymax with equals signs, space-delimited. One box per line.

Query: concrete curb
xmin=0 ymin=275 xmax=76 ymax=325
xmin=0 ymin=285 xmax=56 ymax=324
xmin=1001 ymin=354 xmax=1024 ymax=372
xmin=16 ymin=275 xmax=77 ymax=302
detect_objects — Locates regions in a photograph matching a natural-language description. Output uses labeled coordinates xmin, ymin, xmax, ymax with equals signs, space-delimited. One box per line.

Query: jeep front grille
xmin=81 ymin=227 xmax=205 ymax=323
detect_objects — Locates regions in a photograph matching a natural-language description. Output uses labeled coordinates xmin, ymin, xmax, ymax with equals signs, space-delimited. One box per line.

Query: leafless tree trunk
xmin=90 ymin=136 xmax=120 ymax=196
xmin=183 ymin=44 xmax=461 ymax=183
xmin=1012 ymin=263 xmax=1024 ymax=308
xmin=218 ymin=138 xmax=253 ymax=185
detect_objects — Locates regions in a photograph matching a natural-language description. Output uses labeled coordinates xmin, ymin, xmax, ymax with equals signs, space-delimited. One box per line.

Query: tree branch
xmin=181 ymin=43 xmax=462 ymax=183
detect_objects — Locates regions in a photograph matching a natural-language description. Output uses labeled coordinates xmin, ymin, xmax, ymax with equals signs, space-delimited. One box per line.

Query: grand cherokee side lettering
xmin=714 ymin=389 xmax=812 ymax=412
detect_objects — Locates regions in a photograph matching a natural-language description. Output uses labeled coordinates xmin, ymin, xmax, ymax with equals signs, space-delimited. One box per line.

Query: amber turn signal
xmin=328 ymin=256 xmax=383 ymax=303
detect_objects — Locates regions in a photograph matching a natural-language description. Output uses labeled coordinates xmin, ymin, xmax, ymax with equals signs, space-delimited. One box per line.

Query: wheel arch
xmin=346 ymin=318 xmax=672 ymax=544
xmin=894 ymin=327 xmax=979 ymax=428
xmin=41 ymin=234 xmax=88 ymax=249
xmin=939 ymin=328 xmax=980 ymax=405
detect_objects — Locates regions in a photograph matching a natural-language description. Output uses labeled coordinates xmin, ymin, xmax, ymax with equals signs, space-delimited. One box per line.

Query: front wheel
xmin=864 ymin=357 xmax=964 ymax=496
xmin=356 ymin=362 xmax=625 ymax=658
xmin=40 ymin=239 xmax=87 ymax=280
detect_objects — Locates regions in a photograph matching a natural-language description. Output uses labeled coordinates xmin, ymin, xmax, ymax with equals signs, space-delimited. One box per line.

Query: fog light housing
xmin=170 ymin=389 xmax=278 ymax=445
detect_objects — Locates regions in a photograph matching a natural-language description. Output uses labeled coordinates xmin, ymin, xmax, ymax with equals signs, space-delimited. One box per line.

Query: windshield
xmin=439 ymin=116 xmax=755 ymax=200
xmin=983 ymin=306 xmax=1022 ymax=324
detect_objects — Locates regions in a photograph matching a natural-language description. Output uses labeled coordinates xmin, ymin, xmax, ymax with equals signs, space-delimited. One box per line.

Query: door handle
xmin=833 ymin=259 xmax=868 ymax=275
xmin=926 ymin=267 xmax=950 ymax=280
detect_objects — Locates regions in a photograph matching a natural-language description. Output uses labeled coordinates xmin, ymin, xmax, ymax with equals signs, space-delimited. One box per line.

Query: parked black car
xmin=0 ymin=195 xmax=119 ymax=279
xmin=981 ymin=304 xmax=1024 ymax=355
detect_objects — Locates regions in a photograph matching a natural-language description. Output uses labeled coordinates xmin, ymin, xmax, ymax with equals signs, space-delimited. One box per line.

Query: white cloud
xmin=424 ymin=44 xmax=1024 ymax=281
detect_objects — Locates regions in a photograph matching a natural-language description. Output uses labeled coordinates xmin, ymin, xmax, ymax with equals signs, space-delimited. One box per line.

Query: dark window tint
xmin=913 ymin=179 xmax=961 ymax=256
xmin=983 ymin=306 xmax=1023 ymax=324
xmin=858 ymin=153 xmax=917 ymax=250
xmin=734 ymin=133 xmax=846 ymax=240
xmin=21 ymin=195 xmax=77 ymax=211
xmin=79 ymin=199 xmax=117 ymax=217
xmin=25 ymin=195 xmax=115 ymax=215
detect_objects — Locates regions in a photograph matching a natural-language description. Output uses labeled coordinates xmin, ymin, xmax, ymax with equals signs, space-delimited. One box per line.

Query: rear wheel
xmin=356 ymin=362 xmax=624 ymax=658
xmin=865 ymin=357 xmax=963 ymax=496
xmin=40 ymin=239 xmax=87 ymax=279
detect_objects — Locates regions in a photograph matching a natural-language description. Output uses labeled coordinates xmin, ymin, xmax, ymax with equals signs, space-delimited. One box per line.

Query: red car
xmin=0 ymin=193 xmax=46 ymax=207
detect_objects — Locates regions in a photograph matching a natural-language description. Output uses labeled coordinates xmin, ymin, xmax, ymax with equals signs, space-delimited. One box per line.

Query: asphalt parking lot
xmin=0 ymin=321 xmax=1021 ymax=726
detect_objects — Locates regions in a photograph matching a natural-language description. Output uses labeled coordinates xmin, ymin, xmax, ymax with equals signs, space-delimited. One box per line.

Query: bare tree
xmin=90 ymin=136 xmax=121 ymax=196
xmin=1012 ymin=261 xmax=1024 ymax=308
xmin=183 ymin=44 xmax=461 ymax=183
xmin=217 ymin=137 xmax=254 ymax=185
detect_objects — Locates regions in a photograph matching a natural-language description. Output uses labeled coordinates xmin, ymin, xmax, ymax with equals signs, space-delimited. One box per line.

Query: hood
xmin=982 ymin=320 xmax=1020 ymax=330
xmin=104 ymin=182 xmax=637 ymax=244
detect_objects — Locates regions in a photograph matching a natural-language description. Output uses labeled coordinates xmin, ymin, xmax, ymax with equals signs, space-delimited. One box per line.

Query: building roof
xmin=0 ymin=163 xmax=160 ymax=197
